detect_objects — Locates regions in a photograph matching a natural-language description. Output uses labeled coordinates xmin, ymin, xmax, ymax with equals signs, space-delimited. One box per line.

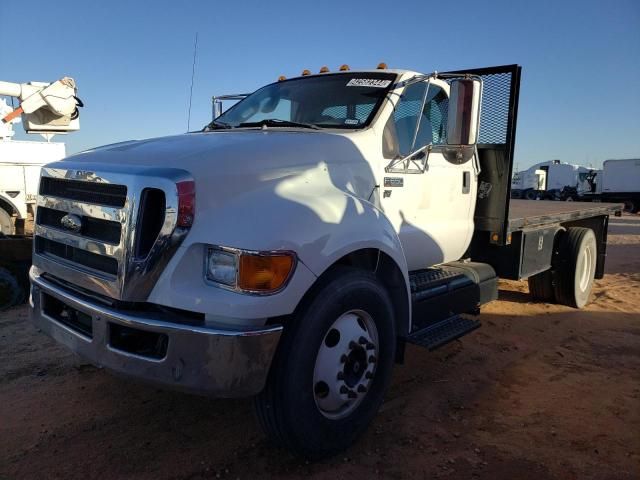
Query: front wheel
xmin=254 ymin=267 xmax=396 ymax=458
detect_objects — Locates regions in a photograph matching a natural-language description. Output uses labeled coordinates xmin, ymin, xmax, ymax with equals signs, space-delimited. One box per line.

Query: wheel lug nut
xmin=340 ymin=354 xmax=348 ymax=363
xmin=349 ymin=341 xmax=358 ymax=349
xmin=357 ymin=385 xmax=367 ymax=393
xmin=337 ymin=371 xmax=345 ymax=380
xmin=359 ymin=336 xmax=368 ymax=345
xmin=365 ymin=371 xmax=373 ymax=379
xmin=340 ymin=386 xmax=348 ymax=394
xmin=366 ymin=343 xmax=375 ymax=350
xmin=368 ymin=355 xmax=377 ymax=363
xmin=347 ymin=390 xmax=357 ymax=399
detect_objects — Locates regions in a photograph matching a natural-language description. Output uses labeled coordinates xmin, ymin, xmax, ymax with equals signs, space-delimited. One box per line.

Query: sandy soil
xmin=1 ymin=215 xmax=639 ymax=480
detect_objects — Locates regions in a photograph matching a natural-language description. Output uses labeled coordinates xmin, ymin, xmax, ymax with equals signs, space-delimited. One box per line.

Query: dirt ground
xmin=1 ymin=215 xmax=639 ymax=480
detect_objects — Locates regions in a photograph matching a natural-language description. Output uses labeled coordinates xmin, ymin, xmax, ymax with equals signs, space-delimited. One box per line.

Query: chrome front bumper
xmin=29 ymin=273 xmax=283 ymax=397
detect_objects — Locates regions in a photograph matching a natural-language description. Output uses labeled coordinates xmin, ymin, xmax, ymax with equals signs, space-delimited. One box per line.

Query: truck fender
xmin=0 ymin=194 xmax=21 ymax=219
xmin=181 ymin=177 xmax=412 ymax=334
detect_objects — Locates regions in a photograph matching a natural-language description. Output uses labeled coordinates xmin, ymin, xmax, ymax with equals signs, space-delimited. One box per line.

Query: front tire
xmin=553 ymin=227 xmax=597 ymax=308
xmin=254 ymin=267 xmax=396 ymax=458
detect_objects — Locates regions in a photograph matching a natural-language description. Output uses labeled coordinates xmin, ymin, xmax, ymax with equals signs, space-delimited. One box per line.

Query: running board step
xmin=407 ymin=315 xmax=480 ymax=351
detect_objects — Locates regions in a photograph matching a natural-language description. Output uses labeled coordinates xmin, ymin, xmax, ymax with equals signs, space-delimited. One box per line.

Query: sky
xmin=1 ymin=0 xmax=638 ymax=170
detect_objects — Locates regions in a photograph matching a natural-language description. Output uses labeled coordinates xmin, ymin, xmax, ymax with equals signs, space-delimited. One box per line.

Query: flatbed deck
xmin=508 ymin=200 xmax=622 ymax=231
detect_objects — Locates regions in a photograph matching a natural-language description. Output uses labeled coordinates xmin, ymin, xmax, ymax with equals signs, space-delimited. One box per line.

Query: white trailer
xmin=571 ymin=159 xmax=640 ymax=211
xmin=596 ymin=159 xmax=640 ymax=212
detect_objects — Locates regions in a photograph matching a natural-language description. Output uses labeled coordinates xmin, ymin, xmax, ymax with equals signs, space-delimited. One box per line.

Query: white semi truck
xmin=511 ymin=159 xmax=591 ymax=200
xmin=29 ymin=65 xmax=621 ymax=457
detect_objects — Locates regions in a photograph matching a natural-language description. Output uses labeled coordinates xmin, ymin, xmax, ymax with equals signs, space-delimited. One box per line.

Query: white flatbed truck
xmin=29 ymin=64 xmax=621 ymax=457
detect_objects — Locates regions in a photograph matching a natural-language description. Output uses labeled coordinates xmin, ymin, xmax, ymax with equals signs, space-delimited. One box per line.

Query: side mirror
xmin=444 ymin=78 xmax=481 ymax=164
xmin=447 ymin=78 xmax=481 ymax=145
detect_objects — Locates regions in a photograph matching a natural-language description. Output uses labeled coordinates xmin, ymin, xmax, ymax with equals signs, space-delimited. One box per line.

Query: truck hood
xmin=69 ymin=130 xmax=368 ymax=178
xmin=61 ymin=130 xmax=378 ymax=227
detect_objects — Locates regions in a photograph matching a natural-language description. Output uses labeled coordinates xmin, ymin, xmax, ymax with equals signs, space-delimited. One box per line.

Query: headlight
xmin=205 ymin=246 xmax=296 ymax=294
xmin=206 ymin=248 xmax=238 ymax=286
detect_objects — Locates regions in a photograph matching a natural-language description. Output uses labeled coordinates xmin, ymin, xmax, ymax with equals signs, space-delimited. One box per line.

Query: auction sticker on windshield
xmin=346 ymin=78 xmax=392 ymax=88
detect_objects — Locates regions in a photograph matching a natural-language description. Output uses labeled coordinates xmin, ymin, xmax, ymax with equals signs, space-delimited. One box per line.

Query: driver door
xmin=378 ymin=79 xmax=476 ymax=270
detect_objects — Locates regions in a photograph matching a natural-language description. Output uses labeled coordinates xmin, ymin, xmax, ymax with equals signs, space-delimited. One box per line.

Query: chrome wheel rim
xmin=312 ymin=309 xmax=379 ymax=419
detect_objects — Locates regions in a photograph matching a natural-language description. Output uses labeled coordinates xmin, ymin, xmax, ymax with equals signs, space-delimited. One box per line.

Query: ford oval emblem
xmin=60 ymin=214 xmax=82 ymax=233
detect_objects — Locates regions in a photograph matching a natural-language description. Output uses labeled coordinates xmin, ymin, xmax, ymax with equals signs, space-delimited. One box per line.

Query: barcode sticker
xmin=346 ymin=79 xmax=392 ymax=88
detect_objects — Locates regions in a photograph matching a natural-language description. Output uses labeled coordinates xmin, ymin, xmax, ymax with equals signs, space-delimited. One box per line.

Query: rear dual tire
xmin=254 ymin=267 xmax=396 ymax=459
xmin=528 ymin=227 xmax=597 ymax=308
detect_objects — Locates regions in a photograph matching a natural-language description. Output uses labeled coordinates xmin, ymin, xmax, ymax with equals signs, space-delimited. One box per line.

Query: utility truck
xmin=0 ymin=77 xmax=81 ymax=308
xmin=29 ymin=64 xmax=621 ymax=457
xmin=0 ymin=77 xmax=81 ymax=234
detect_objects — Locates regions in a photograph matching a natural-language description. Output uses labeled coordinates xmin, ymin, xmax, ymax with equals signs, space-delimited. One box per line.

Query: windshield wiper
xmin=236 ymin=119 xmax=321 ymax=130
xmin=203 ymin=120 xmax=232 ymax=131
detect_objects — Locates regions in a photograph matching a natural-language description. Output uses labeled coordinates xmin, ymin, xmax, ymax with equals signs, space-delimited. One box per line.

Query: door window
xmin=392 ymin=83 xmax=449 ymax=156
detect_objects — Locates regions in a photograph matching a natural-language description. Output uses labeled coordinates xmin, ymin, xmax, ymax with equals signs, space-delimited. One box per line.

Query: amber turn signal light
xmin=238 ymin=253 xmax=295 ymax=292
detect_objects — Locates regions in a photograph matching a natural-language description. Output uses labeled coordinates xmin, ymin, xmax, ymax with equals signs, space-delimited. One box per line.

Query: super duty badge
xmin=384 ymin=177 xmax=404 ymax=188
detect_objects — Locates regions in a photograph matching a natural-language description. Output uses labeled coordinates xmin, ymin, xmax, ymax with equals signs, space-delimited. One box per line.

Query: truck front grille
xmin=39 ymin=177 xmax=127 ymax=207
xmin=33 ymin=166 xmax=189 ymax=301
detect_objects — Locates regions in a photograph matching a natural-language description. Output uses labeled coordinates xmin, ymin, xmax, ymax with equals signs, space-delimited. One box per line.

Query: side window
xmin=392 ymin=83 xmax=448 ymax=156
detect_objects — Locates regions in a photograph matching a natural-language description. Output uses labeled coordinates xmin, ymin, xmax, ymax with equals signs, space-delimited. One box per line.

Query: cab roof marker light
xmin=377 ymin=62 xmax=387 ymax=69
xmin=301 ymin=69 xmax=311 ymax=76
xmin=319 ymin=66 xmax=330 ymax=73
xmin=339 ymin=64 xmax=350 ymax=71
xmin=278 ymin=75 xmax=286 ymax=81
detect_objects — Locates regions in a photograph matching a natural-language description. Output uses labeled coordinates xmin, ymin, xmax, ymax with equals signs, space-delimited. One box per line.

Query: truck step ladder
xmin=410 ymin=267 xmax=473 ymax=302
xmin=407 ymin=315 xmax=480 ymax=351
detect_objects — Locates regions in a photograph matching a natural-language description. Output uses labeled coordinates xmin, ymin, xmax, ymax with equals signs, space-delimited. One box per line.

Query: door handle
xmin=462 ymin=171 xmax=471 ymax=194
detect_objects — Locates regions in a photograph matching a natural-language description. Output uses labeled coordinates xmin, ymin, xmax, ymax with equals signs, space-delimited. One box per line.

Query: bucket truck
xmin=0 ymin=77 xmax=82 ymax=309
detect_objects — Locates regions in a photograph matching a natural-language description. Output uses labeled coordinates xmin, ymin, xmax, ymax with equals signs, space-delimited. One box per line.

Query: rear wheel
xmin=553 ymin=227 xmax=597 ymax=308
xmin=0 ymin=208 xmax=13 ymax=235
xmin=0 ymin=267 xmax=23 ymax=310
xmin=528 ymin=269 xmax=555 ymax=302
xmin=254 ymin=267 xmax=396 ymax=458
xmin=623 ymin=200 xmax=637 ymax=214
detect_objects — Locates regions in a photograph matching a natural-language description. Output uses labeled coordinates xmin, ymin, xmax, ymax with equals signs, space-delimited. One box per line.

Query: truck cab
xmin=29 ymin=64 xmax=619 ymax=457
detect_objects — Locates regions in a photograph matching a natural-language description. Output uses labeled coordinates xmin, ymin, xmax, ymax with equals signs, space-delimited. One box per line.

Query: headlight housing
xmin=205 ymin=246 xmax=296 ymax=294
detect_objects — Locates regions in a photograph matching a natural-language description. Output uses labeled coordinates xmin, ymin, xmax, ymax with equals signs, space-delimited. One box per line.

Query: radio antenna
xmin=187 ymin=32 xmax=199 ymax=132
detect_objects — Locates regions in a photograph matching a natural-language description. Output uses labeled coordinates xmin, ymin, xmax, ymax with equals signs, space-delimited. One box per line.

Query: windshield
xmin=211 ymin=72 xmax=396 ymax=130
